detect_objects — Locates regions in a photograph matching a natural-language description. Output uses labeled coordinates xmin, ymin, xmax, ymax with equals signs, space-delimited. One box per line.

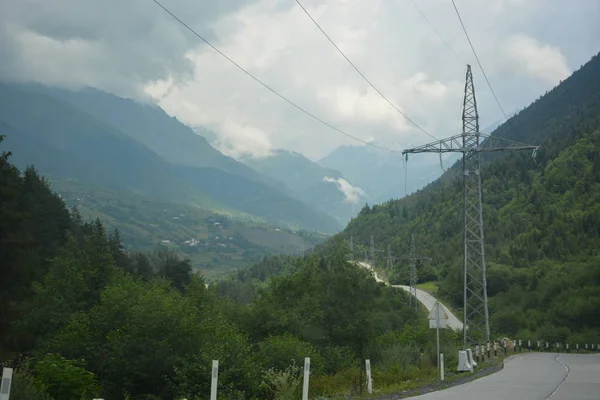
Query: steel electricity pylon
xmin=402 ymin=65 xmax=538 ymax=347
xmin=398 ymin=234 xmax=431 ymax=310
xmin=385 ymin=244 xmax=397 ymax=269
xmin=369 ymin=235 xmax=384 ymax=267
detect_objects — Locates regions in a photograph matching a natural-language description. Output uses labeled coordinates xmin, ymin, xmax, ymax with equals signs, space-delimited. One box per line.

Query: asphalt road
xmin=357 ymin=262 xmax=463 ymax=331
xmin=407 ymin=352 xmax=600 ymax=399
xmin=393 ymin=284 xmax=463 ymax=331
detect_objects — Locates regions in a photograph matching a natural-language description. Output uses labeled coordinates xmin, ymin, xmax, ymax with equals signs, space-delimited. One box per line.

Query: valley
xmin=0 ymin=2 xmax=599 ymax=398
xmin=50 ymin=179 xmax=327 ymax=278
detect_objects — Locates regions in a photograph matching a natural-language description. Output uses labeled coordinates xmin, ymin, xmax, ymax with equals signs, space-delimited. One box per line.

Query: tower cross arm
xmin=477 ymin=134 xmax=539 ymax=155
xmin=397 ymin=255 xmax=432 ymax=261
xmin=402 ymin=133 xmax=539 ymax=156
xmin=402 ymin=134 xmax=466 ymax=154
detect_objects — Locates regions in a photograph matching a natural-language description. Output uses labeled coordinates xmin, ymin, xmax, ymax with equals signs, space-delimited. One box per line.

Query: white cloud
xmin=210 ymin=120 xmax=273 ymax=159
xmin=498 ymin=34 xmax=571 ymax=84
xmin=1 ymin=0 xmax=598 ymax=160
xmin=324 ymin=176 xmax=366 ymax=204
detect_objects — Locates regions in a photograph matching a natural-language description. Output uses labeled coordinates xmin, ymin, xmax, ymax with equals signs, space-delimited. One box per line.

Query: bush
xmin=33 ymin=354 xmax=98 ymax=400
xmin=8 ymin=362 xmax=53 ymax=400
xmin=258 ymin=334 xmax=324 ymax=375
xmin=260 ymin=362 xmax=303 ymax=400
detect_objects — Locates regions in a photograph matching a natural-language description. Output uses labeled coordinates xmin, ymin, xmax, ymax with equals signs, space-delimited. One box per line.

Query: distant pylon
xmin=371 ymin=236 xmax=375 ymax=265
xmin=398 ymin=234 xmax=431 ymax=310
xmin=369 ymin=236 xmax=384 ymax=267
xmin=386 ymin=244 xmax=394 ymax=269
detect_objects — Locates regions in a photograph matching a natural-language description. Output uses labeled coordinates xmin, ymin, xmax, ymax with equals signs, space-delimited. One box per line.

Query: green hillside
xmin=331 ymin=53 xmax=600 ymax=343
xmin=49 ymin=179 xmax=327 ymax=278
xmin=2 ymin=146 xmax=452 ymax=400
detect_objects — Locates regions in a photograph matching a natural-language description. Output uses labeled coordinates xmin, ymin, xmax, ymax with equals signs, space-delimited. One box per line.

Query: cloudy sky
xmin=1 ymin=0 xmax=598 ymax=160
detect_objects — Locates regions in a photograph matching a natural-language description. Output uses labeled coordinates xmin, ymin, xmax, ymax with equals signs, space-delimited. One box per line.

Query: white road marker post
xmin=440 ymin=353 xmax=445 ymax=381
xmin=365 ymin=359 xmax=372 ymax=394
xmin=437 ymin=302 xmax=440 ymax=374
xmin=302 ymin=357 xmax=310 ymax=400
xmin=1 ymin=367 xmax=13 ymax=400
xmin=210 ymin=360 xmax=219 ymax=400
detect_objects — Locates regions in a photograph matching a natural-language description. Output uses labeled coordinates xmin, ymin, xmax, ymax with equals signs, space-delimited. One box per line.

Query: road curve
xmin=393 ymin=284 xmax=463 ymax=331
xmin=357 ymin=262 xmax=463 ymax=331
xmin=407 ymin=352 xmax=600 ymax=399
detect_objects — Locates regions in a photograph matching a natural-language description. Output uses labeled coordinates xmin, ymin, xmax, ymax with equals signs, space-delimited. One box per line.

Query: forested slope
xmin=333 ymin=53 xmax=600 ymax=343
xmin=1 ymin=138 xmax=447 ymax=400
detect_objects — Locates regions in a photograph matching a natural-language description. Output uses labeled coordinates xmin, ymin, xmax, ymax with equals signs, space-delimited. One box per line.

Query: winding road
xmin=358 ymin=262 xmax=600 ymax=398
xmin=358 ymin=262 xmax=463 ymax=330
xmin=410 ymin=352 xmax=600 ymax=399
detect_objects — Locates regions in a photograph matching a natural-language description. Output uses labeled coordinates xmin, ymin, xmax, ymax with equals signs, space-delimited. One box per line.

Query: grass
xmin=311 ymin=352 xmax=507 ymax=399
xmin=417 ymin=281 xmax=439 ymax=296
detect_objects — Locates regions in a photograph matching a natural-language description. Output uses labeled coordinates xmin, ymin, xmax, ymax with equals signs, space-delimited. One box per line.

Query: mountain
xmin=243 ymin=149 xmax=344 ymax=192
xmin=27 ymin=86 xmax=278 ymax=186
xmin=327 ymin=52 xmax=600 ymax=342
xmin=319 ymin=144 xmax=457 ymax=204
xmin=0 ymin=83 xmax=342 ymax=233
xmin=0 ymin=85 xmax=208 ymax=205
xmin=241 ymin=149 xmax=361 ymax=223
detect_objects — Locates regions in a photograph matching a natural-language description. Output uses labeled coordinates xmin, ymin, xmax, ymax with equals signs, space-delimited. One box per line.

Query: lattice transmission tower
xmin=385 ymin=244 xmax=397 ymax=269
xmin=369 ymin=235 xmax=384 ymax=267
xmin=402 ymin=65 xmax=538 ymax=347
xmin=398 ymin=234 xmax=431 ymax=310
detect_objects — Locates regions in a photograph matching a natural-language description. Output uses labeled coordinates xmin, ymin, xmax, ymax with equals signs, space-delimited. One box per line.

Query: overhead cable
xmin=451 ymin=0 xmax=510 ymax=121
xmin=294 ymin=0 xmax=438 ymax=141
xmin=410 ymin=0 xmax=465 ymax=64
xmin=151 ymin=0 xmax=398 ymax=153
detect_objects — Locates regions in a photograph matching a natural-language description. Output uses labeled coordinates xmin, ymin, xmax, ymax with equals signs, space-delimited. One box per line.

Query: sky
xmin=1 ymin=0 xmax=598 ymax=161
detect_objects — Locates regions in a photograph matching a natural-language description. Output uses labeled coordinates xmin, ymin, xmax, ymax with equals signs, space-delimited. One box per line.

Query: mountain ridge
xmin=0 ymin=83 xmax=342 ymax=233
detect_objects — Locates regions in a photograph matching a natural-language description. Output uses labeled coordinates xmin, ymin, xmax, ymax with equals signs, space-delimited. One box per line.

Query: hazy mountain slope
xmin=31 ymin=85 xmax=283 ymax=189
xmin=242 ymin=149 xmax=359 ymax=223
xmin=0 ymin=83 xmax=341 ymax=232
xmin=0 ymin=84 xmax=208 ymax=205
xmin=325 ymin=52 xmax=600 ymax=341
xmin=243 ymin=149 xmax=344 ymax=192
xmin=0 ymin=121 xmax=91 ymax=180
xmin=319 ymin=144 xmax=452 ymax=204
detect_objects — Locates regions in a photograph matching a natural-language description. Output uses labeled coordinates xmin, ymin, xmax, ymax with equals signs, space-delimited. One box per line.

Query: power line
xmin=410 ymin=0 xmax=465 ymax=64
xmin=151 ymin=0 xmax=399 ymax=153
xmin=451 ymin=0 xmax=509 ymax=121
xmin=294 ymin=0 xmax=438 ymax=141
